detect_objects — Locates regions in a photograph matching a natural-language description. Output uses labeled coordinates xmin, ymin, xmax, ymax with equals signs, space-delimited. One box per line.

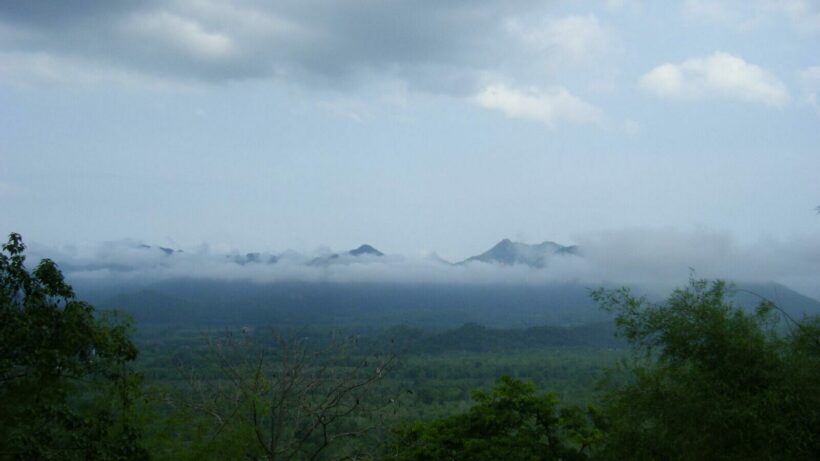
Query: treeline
xmin=381 ymin=321 xmax=623 ymax=353
xmin=134 ymin=321 xmax=622 ymax=376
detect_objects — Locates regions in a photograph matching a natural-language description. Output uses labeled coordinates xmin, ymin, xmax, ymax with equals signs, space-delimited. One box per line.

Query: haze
xmin=1 ymin=0 xmax=818 ymax=275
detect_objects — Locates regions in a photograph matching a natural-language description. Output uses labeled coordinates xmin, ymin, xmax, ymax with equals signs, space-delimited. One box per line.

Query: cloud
xmin=771 ymin=0 xmax=820 ymax=33
xmin=25 ymin=229 xmax=820 ymax=301
xmin=0 ymin=51 xmax=183 ymax=88
xmin=473 ymin=83 xmax=602 ymax=127
xmin=684 ymin=0 xmax=820 ymax=33
xmin=0 ymin=2 xmax=618 ymax=123
xmin=799 ymin=65 xmax=820 ymax=110
xmin=567 ymin=228 xmax=820 ymax=297
xmin=502 ymin=13 xmax=621 ymax=94
xmin=0 ymin=0 xmax=553 ymax=93
xmin=123 ymin=12 xmax=235 ymax=62
xmin=639 ymin=52 xmax=789 ymax=107
xmin=506 ymin=15 xmax=612 ymax=63
xmin=683 ymin=0 xmax=763 ymax=29
xmin=604 ymin=0 xmax=643 ymax=11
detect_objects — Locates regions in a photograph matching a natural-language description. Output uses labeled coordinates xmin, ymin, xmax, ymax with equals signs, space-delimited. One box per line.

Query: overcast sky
xmin=1 ymin=0 xmax=819 ymax=261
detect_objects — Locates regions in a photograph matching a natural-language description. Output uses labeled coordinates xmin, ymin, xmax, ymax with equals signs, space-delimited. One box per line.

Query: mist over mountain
xmin=308 ymin=244 xmax=385 ymax=266
xmin=460 ymin=239 xmax=579 ymax=268
xmin=31 ymin=231 xmax=820 ymax=293
xmin=28 ymin=238 xmax=583 ymax=275
xmin=228 ymin=252 xmax=279 ymax=266
xmin=28 ymin=231 xmax=819 ymax=328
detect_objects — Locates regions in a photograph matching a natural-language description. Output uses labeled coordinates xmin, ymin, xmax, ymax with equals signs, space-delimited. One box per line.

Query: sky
xmin=1 ymin=0 xmax=819 ymax=264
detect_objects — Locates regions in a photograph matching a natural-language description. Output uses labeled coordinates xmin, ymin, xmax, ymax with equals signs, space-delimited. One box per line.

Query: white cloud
xmin=604 ymin=0 xmax=643 ymax=11
xmin=684 ymin=0 xmax=820 ymax=33
xmin=684 ymin=0 xmax=722 ymax=18
xmin=182 ymin=0 xmax=307 ymax=39
xmin=684 ymin=0 xmax=760 ymax=29
xmin=639 ymin=52 xmax=789 ymax=107
xmin=771 ymin=0 xmax=820 ymax=33
xmin=506 ymin=15 xmax=611 ymax=62
xmin=798 ymin=65 xmax=820 ymax=110
xmin=124 ymin=12 xmax=235 ymax=61
xmin=473 ymin=83 xmax=602 ymax=127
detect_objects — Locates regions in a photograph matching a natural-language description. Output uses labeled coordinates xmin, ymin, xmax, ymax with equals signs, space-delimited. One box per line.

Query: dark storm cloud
xmin=0 ymin=0 xmax=545 ymax=90
xmin=0 ymin=0 xmax=145 ymax=25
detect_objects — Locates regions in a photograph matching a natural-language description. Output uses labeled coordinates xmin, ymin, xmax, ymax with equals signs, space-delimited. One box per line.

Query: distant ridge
xmin=425 ymin=251 xmax=453 ymax=265
xmin=228 ymin=252 xmax=279 ymax=265
xmin=308 ymin=244 xmax=384 ymax=266
xmin=91 ymin=279 xmax=820 ymax=329
xmin=138 ymin=244 xmax=182 ymax=256
xmin=349 ymin=244 xmax=384 ymax=257
xmin=460 ymin=239 xmax=579 ymax=268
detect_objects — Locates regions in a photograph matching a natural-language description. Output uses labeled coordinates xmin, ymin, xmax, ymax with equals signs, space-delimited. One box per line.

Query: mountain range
xmin=116 ymin=239 xmax=578 ymax=269
xmin=48 ymin=238 xmax=820 ymax=329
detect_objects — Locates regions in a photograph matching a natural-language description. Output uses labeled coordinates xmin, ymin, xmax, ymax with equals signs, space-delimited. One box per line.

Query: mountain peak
xmin=349 ymin=244 xmax=384 ymax=257
xmin=493 ymin=238 xmax=514 ymax=249
xmin=461 ymin=239 xmax=578 ymax=268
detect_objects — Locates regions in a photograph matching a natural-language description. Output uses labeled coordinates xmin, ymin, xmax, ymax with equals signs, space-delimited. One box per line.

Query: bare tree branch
xmin=176 ymin=329 xmax=397 ymax=460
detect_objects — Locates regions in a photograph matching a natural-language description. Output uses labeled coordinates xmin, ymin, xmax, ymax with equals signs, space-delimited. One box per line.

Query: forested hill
xmin=88 ymin=280 xmax=602 ymax=328
xmin=370 ymin=322 xmax=624 ymax=353
xmin=81 ymin=278 xmax=820 ymax=329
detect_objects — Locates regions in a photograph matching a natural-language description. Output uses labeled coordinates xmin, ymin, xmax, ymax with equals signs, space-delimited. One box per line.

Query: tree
xmin=388 ymin=375 xmax=600 ymax=461
xmin=591 ymin=278 xmax=820 ymax=461
xmin=163 ymin=330 xmax=397 ymax=460
xmin=0 ymin=233 xmax=146 ymax=459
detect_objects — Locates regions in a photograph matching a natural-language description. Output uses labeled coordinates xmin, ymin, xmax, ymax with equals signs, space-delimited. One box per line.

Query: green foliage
xmin=379 ymin=322 xmax=622 ymax=354
xmin=0 ymin=233 xmax=147 ymax=460
xmin=388 ymin=375 xmax=600 ymax=460
xmin=146 ymin=332 xmax=397 ymax=461
xmin=591 ymin=278 xmax=820 ymax=461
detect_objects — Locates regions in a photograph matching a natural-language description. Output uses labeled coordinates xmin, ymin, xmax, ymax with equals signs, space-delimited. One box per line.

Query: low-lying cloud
xmin=27 ymin=228 xmax=820 ymax=299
